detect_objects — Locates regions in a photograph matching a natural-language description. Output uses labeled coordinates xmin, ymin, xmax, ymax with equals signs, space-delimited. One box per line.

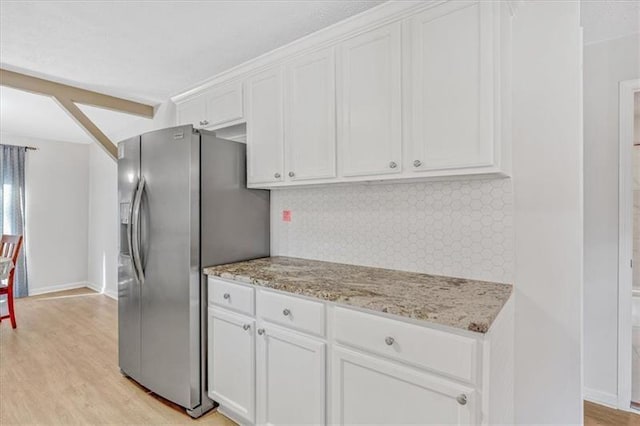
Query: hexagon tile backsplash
xmin=271 ymin=178 xmax=514 ymax=284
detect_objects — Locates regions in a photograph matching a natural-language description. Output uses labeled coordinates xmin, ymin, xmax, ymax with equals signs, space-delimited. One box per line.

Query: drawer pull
xmin=257 ymin=328 xmax=265 ymax=335
xmin=456 ymin=394 xmax=467 ymax=406
xmin=385 ymin=336 xmax=395 ymax=346
xmin=242 ymin=324 xmax=250 ymax=331
xmin=282 ymin=308 xmax=291 ymax=317
xmin=223 ymin=293 xmax=231 ymax=300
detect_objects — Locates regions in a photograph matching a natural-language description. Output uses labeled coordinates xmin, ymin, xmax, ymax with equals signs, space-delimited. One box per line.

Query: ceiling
xmin=0 ymin=1 xmax=383 ymax=102
xmin=0 ymin=1 xmax=383 ymax=144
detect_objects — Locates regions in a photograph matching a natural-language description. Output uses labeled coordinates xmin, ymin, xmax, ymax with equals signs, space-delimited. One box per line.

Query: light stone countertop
xmin=203 ymin=256 xmax=512 ymax=334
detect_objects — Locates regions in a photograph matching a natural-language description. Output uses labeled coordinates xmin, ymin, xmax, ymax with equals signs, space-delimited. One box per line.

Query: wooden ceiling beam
xmin=1 ymin=68 xmax=158 ymax=161
xmin=0 ymin=68 xmax=154 ymax=117
xmin=54 ymin=96 xmax=118 ymax=160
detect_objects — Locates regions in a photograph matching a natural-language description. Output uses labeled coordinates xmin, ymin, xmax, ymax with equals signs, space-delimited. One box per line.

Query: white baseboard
xmin=584 ymin=387 xmax=618 ymax=408
xmin=28 ymin=281 xmax=90 ymax=296
xmin=104 ymin=288 xmax=117 ymax=300
xmin=86 ymin=282 xmax=118 ymax=300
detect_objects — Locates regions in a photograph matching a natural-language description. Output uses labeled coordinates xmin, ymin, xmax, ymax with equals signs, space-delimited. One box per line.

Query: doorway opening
xmin=632 ymin=90 xmax=640 ymax=408
xmin=618 ymin=79 xmax=640 ymax=411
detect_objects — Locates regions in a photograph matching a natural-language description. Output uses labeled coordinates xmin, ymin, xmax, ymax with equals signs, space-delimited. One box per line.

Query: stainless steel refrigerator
xmin=117 ymin=125 xmax=269 ymax=418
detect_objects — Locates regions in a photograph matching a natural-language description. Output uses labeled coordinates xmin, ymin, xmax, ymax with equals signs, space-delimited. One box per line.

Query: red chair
xmin=0 ymin=235 xmax=23 ymax=329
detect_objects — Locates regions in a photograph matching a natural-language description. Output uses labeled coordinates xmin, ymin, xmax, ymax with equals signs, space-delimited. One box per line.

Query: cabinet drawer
xmin=333 ymin=307 xmax=478 ymax=383
xmin=257 ymin=289 xmax=325 ymax=337
xmin=209 ymin=278 xmax=255 ymax=316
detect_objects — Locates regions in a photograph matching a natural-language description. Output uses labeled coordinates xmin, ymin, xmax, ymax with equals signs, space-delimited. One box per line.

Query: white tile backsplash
xmin=271 ymin=178 xmax=514 ymax=284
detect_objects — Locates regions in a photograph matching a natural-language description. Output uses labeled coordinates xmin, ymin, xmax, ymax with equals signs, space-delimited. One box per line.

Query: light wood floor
xmin=585 ymin=401 xmax=640 ymax=426
xmin=0 ymin=288 xmax=234 ymax=425
xmin=2 ymin=288 xmax=640 ymax=425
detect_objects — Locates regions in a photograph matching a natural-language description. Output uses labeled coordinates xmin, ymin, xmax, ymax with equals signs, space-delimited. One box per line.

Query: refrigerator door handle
xmin=127 ymin=178 xmax=140 ymax=283
xmin=132 ymin=176 xmax=146 ymax=284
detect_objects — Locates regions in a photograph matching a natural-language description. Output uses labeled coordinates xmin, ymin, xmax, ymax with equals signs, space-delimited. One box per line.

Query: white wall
xmin=110 ymin=100 xmax=176 ymax=142
xmin=0 ymin=133 xmax=90 ymax=295
xmin=511 ymin=1 xmax=583 ymax=423
xmin=271 ymin=178 xmax=514 ymax=284
xmin=583 ymin=33 xmax=640 ymax=405
xmin=87 ymin=143 xmax=118 ymax=299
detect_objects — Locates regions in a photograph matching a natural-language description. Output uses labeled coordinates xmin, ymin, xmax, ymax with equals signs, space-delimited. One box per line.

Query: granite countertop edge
xmin=203 ymin=257 xmax=513 ymax=334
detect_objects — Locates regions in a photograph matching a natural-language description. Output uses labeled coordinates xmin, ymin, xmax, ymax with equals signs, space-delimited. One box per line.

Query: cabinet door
xmin=332 ymin=346 xmax=477 ymax=425
xmin=208 ymin=308 xmax=255 ymax=424
xmin=284 ymin=47 xmax=336 ymax=181
xmin=176 ymin=95 xmax=206 ymax=127
xmin=338 ymin=22 xmax=402 ymax=177
xmin=257 ymin=324 xmax=325 ymax=425
xmin=246 ymin=67 xmax=285 ymax=185
xmin=408 ymin=1 xmax=496 ymax=171
xmin=204 ymin=81 xmax=244 ymax=128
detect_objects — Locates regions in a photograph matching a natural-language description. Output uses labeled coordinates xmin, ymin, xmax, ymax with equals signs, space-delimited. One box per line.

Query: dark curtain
xmin=0 ymin=145 xmax=28 ymax=297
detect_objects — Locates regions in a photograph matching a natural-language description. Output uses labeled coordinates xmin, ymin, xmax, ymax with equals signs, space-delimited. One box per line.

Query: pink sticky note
xmin=282 ymin=210 xmax=292 ymax=222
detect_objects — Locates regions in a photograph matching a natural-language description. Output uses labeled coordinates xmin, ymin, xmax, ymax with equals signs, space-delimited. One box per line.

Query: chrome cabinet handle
xmin=385 ymin=336 xmax=395 ymax=346
xmin=243 ymin=324 xmax=251 ymax=331
xmin=283 ymin=308 xmax=291 ymax=317
xmin=274 ymin=172 xmax=281 ymax=179
xmin=199 ymin=120 xmax=209 ymax=126
xmin=389 ymin=161 xmax=397 ymax=169
xmin=288 ymin=171 xmax=295 ymax=178
xmin=223 ymin=293 xmax=230 ymax=300
xmin=257 ymin=328 xmax=265 ymax=335
xmin=413 ymin=160 xmax=422 ymax=168
xmin=456 ymin=394 xmax=468 ymax=406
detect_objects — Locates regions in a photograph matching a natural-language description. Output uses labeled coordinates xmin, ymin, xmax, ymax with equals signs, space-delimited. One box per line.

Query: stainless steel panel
xmin=139 ymin=125 xmax=200 ymax=409
xmin=200 ymin=131 xmax=270 ymax=268
xmin=118 ymin=136 xmax=141 ymax=381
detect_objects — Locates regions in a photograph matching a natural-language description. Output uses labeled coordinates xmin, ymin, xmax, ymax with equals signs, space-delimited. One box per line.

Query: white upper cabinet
xmin=338 ymin=22 xmax=402 ymax=177
xmin=407 ymin=1 xmax=497 ymax=172
xmin=246 ymin=67 xmax=285 ymax=185
xmin=173 ymin=0 xmax=510 ymax=188
xmin=176 ymin=94 xmax=206 ymax=127
xmin=284 ymin=47 xmax=337 ymax=181
xmin=204 ymin=82 xmax=244 ymax=128
xmin=176 ymin=82 xmax=243 ymax=129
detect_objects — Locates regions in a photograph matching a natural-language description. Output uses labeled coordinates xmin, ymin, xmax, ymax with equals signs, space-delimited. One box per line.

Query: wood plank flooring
xmin=2 ymin=288 xmax=640 ymax=425
xmin=0 ymin=288 xmax=234 ymax=425
xmin=585 ymin=401 xmax=640 ymax=426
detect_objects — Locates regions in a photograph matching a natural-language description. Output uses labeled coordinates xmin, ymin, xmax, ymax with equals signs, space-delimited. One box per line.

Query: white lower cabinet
xmin=208 ymin=307 xmax=255 ymax=424
xmin=331 ymin=345 xmax=475 ymax=425
xmin=207 ymin=278 xmax=513 ymax=426
xmin=256 ymin=324 xmax=326 ymax=426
